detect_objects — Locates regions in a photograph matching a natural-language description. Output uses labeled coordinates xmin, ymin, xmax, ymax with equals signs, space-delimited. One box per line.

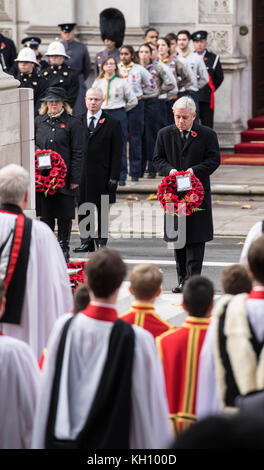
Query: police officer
xmin=94 ymin=8 xmax=125 ymax=76
xmin=192 ymin=30 xmax=224 ymax=129
xmin=59 ymin=23 xmax=91 ymax=115
xmin=11 ymin=47 xmax=48 ymax=116
xmin=0 ymin=31 xmax=16 ymax=72
xmin=21 ymin=37 xmax=48 ymax=71
xmin=42 ymin=40 xmax=79 ymax=109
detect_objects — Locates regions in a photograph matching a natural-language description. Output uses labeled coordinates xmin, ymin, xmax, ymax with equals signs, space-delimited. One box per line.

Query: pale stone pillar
xmin=0 ymin=68 xmax=35 ymax=212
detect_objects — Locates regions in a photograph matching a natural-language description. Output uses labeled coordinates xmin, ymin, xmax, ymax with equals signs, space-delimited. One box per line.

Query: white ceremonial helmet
xmin=15 ymin=47 xmax=39 ymax=65
xmin=45 ymin=40 xmax=70 ymax=58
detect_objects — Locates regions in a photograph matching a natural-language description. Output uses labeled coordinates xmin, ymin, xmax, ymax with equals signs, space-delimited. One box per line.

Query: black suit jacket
xmin=78 ymin=110 xmax=123 ymax=205
xmin=153 ymin=123 xmax=220 ymax=243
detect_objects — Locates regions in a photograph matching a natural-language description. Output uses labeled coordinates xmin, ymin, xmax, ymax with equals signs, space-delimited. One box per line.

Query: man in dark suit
xmin=74 ymin=87 xmax=123 ymax=253
xmin=192 ymin=30 xmax=224 ymax=129
xmin=153 ymin=96 xmax=220 ymax=293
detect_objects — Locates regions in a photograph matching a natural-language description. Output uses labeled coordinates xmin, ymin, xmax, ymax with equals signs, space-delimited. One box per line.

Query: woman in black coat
xmin=35 ymin=87 xmax=83 ymax=261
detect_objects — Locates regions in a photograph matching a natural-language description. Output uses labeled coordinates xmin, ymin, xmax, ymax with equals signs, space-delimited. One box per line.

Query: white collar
xmin=87 ymin=109 xmax=102 ymax=121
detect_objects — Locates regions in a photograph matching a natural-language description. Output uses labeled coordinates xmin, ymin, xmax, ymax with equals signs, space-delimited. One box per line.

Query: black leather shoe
xmin=119 ymin=180 xmax=126 ymax=186
xmin=131 ymin=177 xmax=139 ymax=182
xmin=172 ymin=283 xmax=184 ymax=294
xmin=74 ymin=241 xmax=95 ymax=253
xmin=148 ymin=173 xmax=156 ymax=179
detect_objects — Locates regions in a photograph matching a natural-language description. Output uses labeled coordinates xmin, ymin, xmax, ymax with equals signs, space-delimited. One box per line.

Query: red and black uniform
xmin=198 ymin=50 xmax=224 ymax=128
xmin=121 ymin=301 xmax=173 ymax=338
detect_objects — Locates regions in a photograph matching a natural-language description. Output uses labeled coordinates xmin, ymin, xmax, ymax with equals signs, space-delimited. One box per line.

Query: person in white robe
xmin=197 ymin=236 xmax=264 ymax=418
xmin=0 ymin=164 xmax=73 ymax=360
xmin=32 ymin=248 xmax=173 ymax=449
xmin=0 ymin=280 xmax=40 ymax=449
xmin=240 ymin=220 xmax=263 ymax=266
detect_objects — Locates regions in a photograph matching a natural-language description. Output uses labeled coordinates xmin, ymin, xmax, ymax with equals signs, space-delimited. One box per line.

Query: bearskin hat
xmin=100 ymin=8 xmax=125 ymax=48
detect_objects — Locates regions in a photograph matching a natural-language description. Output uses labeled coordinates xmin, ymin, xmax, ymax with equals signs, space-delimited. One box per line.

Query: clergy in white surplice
xmin=0 ymin=164 xmax=73 ymax=360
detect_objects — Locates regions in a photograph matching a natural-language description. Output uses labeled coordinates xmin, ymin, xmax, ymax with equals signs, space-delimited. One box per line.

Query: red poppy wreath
xmin=157 ymin=170 xmax=204 ymax=216
xmin=35 ymin=149 xmax=67 ymax=196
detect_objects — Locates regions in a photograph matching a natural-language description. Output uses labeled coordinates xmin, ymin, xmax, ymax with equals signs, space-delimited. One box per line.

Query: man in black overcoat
xmin=74 ymin=87 xmax=123 ymax=252
xmin=153 ymin=96 xmax=220 ymax=293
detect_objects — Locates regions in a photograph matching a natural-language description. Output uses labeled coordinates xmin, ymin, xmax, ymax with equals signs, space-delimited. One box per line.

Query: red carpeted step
xmin=241 ymin=129 xmax=264 ymax=142
xmin=235 ymin=142 xmax=264 ymax=154
xmin=248 ymin=116 xmax=264 ymax=129
xmin=221 ymin=153 xmax=264 ymax=165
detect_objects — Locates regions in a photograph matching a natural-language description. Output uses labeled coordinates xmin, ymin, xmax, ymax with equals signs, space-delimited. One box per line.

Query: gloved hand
xmin=108 ymin=179 xmax=118 ymax=192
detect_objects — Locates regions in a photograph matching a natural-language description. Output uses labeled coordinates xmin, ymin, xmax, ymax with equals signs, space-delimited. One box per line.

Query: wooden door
xmin=253 ymin=0 xmax=264 ymax=116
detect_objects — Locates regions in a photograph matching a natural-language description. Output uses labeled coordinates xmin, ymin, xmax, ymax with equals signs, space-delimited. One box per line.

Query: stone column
xmin=0 ymin=68 xmax=35 ymax=212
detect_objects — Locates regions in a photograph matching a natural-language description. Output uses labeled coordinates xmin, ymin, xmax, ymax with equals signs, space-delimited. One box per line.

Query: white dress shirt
xmin=87 ymin=109 xmax=102 ymax=128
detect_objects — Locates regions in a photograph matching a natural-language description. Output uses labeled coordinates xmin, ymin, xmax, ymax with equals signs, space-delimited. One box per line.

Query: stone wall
xmin=0 ymin=69 xmax=35 ymax=211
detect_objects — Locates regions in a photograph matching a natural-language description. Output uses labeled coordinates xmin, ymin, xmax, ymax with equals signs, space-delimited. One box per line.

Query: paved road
xmin=71 ymin=234 xmax=243 ymax=295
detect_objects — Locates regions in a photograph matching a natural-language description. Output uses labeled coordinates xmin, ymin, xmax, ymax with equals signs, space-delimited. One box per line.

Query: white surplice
xmin=196 ymin=295 xmax=264 ymax=419
xmin=32 ymin=313 xmax=173 ymax=449
xmin=0 ymin=335 xmax=40 ymax=449
xmin=0 ymin=213 xmax=73 ymax=359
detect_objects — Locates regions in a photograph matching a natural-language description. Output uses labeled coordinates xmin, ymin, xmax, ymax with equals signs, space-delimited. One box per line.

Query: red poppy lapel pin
xmin=191 ymin=131 xmax=197 ymax=138
xmin=1 ymin=42 xmax=6 ymax=49
xmin=99 ymin=118 xmax=105 ymax=124
xmin=60 ymin=124 xmax=66 ymax=129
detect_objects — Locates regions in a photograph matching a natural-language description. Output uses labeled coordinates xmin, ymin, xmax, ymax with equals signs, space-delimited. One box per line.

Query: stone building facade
xmin=0 ymin=0 xmax=254 ymax=150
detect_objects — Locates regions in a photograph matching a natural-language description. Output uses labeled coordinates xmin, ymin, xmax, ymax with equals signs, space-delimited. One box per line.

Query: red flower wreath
xmin=157 ymin=171 xmax=204 ymax=216
xmin=35 ymin=149 xmax=67 ymax=196
xmin=67 ymin=261 xmax=87 ymax=292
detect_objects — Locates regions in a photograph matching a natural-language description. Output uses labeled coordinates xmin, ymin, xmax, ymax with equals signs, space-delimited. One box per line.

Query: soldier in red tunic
xmin=156 ymin=275 xmax=214 ymax=436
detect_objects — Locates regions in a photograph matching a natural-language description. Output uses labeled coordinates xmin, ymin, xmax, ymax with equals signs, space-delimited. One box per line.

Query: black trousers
xmin=41 ymin=217 xmax=72 ymax=245
xmin=199 ymin=101 xmax=214 ymax=129
xmin=174 ymin=242 xmax=205 ymax=285
xmin=78 ymin=203 xmax=108 ymax=248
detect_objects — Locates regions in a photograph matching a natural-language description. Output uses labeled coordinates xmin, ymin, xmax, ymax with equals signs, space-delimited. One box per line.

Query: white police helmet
xmin=15 ymin=47 xmax=39 ymax=65
xmin=45 ymin=40 xmax=70 ymax=58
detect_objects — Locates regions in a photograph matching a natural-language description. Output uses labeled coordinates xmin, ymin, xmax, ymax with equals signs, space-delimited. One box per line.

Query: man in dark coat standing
xmin=153 ymin=96 xmax=220 ymax=293
xmin=192 ymin=30 xmax=224 ymax=129
xmin=0 ymin=32 xmax=16 ymax=72
xmin=74 ymin=87 xmax=123 ymax=253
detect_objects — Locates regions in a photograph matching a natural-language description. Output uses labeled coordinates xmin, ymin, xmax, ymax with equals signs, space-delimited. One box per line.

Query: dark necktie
xmin=88 ymin=116 xmax=96 ymax=133
xmin=181 ymin=130 xmax=188 ymax=146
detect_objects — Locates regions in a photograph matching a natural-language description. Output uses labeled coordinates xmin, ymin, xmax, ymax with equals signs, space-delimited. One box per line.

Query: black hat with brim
xmin=58 ymin=23 xmax=76 ymax=33
xmin=100 ymin=8 xmax=125 ymax=48
xmin=191 ymin=30 xmax=208 ymax=41
xmin=40 ymin=87 xmax=68 ymax=102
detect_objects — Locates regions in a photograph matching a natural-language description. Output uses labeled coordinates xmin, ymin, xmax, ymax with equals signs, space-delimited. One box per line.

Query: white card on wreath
xmin=38 ymin=153 xmax=51 ymax=170
xmin=176 ymin=174 xmax=192 ymax=192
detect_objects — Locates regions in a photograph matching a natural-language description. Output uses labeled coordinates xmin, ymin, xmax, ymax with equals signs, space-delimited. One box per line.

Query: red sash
xmin=203 ymin=58 xmax=216 ymax=109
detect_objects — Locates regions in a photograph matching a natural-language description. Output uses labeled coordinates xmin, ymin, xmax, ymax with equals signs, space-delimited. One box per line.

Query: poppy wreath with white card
xmin=35 ymin=149 xmax=67 ymax=196
xmin=157 ymin=170 xmax=204 ymax=216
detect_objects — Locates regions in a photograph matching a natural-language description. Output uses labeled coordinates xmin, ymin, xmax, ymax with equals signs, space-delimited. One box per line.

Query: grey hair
xmin=0 ymin=164 xmax=30 ymax=204
xmin=172 ymin=96 xmax=196 ymax=114
xmin=86 ymin=87 xmax=104 ymax=99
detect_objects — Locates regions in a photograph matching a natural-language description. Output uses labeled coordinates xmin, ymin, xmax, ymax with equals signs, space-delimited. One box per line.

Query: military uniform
xmin=62 ymin=39 xmax=91 ymax=115
xmin=42 ymin=63 xmax=79 ymax=109
xmin=94 ymin=48 xmax=120 ymax=77
xmin=15 ymin=70 xmax=48 ymax=116
xmin=198 ymin=50 xmax=224 ymax=128
xmin=191 ymin=30 xmax=224 ymax=129
xmin=0 ymin=33 xmax=16 ymax=72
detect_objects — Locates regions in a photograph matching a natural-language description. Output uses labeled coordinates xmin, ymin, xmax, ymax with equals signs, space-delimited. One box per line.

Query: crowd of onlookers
xmin=1 ymin=20 xmax=223 ymax=185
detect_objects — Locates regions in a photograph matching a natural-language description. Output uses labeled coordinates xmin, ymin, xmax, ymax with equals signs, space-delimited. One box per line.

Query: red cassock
xmin=156 ymin=316 xmax=210 ymax=435
xmin=120 ymin=302 xmax=174 ymax=338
